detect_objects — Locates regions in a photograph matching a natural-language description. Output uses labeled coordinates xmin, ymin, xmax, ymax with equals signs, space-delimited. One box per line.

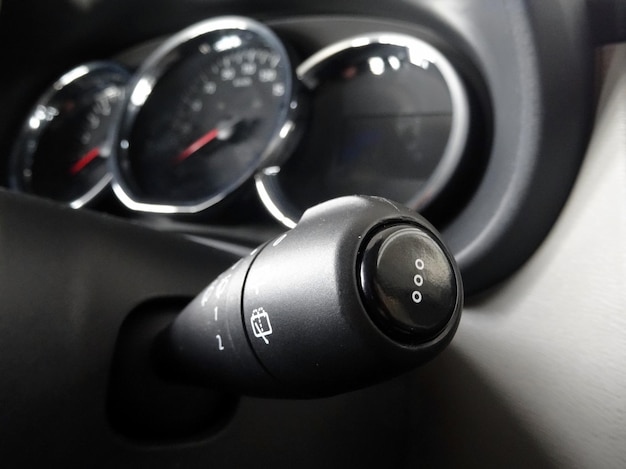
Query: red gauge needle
xmin=175 ymin=128 xmax=220 ymax=164
xmin=70 ymin=147 xmax=100 ymax=175
xmin=175 ymin=118 xmax=241 ymax=164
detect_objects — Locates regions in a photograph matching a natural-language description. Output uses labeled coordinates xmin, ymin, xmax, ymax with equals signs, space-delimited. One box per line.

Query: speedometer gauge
xmin=111 ymin=16 xmax=297 ymax=214
xmin=9 ymin=62 xmax=129 ymax=208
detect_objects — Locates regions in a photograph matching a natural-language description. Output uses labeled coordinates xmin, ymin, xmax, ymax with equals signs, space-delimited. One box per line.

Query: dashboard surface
xmin=0 ymin=0 xmax=624 ymax=467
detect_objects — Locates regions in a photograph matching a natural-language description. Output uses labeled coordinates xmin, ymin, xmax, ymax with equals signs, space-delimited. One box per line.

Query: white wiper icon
xmin=250 ymin=307 xmax=273 ymax=345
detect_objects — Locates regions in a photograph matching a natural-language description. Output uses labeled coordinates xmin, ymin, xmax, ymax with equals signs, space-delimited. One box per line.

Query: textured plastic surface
xmin=108 ymin=299 xmax=238 ymax=443
xmin=165 ymin=196 xmax=462 ymax=397
xmin=0 ymin=190 xmax=240 ymax=462
xmin=418 ymin=47 xmax=626 ymax=468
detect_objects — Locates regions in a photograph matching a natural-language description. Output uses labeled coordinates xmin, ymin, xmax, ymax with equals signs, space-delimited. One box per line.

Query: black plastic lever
xmin=159 ymin=196 xmax=463 ymax=398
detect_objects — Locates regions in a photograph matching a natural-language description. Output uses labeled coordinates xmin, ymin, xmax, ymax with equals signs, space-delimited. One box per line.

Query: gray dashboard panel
xmin=426 ymin=45 xmax=626 ymax=468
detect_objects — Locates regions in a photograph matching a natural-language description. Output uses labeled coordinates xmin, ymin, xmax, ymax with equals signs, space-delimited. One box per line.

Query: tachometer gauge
xmin=111 ymin=16 xmax=297 ymax=214
xmin=9 ymin=62 xmax=130 ymax=208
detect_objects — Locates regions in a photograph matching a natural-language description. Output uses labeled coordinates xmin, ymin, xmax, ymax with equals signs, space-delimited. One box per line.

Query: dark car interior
xmin=0 ymin=0 xmax=624 ymax=467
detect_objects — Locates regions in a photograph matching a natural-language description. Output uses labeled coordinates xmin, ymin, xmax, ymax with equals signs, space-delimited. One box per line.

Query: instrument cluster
xmin=8 ymin=15 xmax=479 ymax=228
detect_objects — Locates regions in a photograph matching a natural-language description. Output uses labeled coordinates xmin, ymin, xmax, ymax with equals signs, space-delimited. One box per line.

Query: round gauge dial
xmin=9 ymin=62 xmax=130 ymax=208
xmin=112 ymin=16 xmax=296 ymax=214
xmin=256 ymin=33 xmax=470 ymax=228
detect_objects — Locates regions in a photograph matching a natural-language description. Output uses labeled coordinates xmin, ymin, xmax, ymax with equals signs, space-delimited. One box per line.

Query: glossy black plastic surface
xmin=359 ymin=225 xmax=457 ymax=343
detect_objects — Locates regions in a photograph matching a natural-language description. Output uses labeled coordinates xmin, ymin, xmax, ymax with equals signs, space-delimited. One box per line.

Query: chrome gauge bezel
xmin=9 ymin=61 xmax=129 ymax=209
xmin=255 ymin=32 xmax=471 ymax=228
xmin=110 ymin=16 xmax=297 ymax=214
